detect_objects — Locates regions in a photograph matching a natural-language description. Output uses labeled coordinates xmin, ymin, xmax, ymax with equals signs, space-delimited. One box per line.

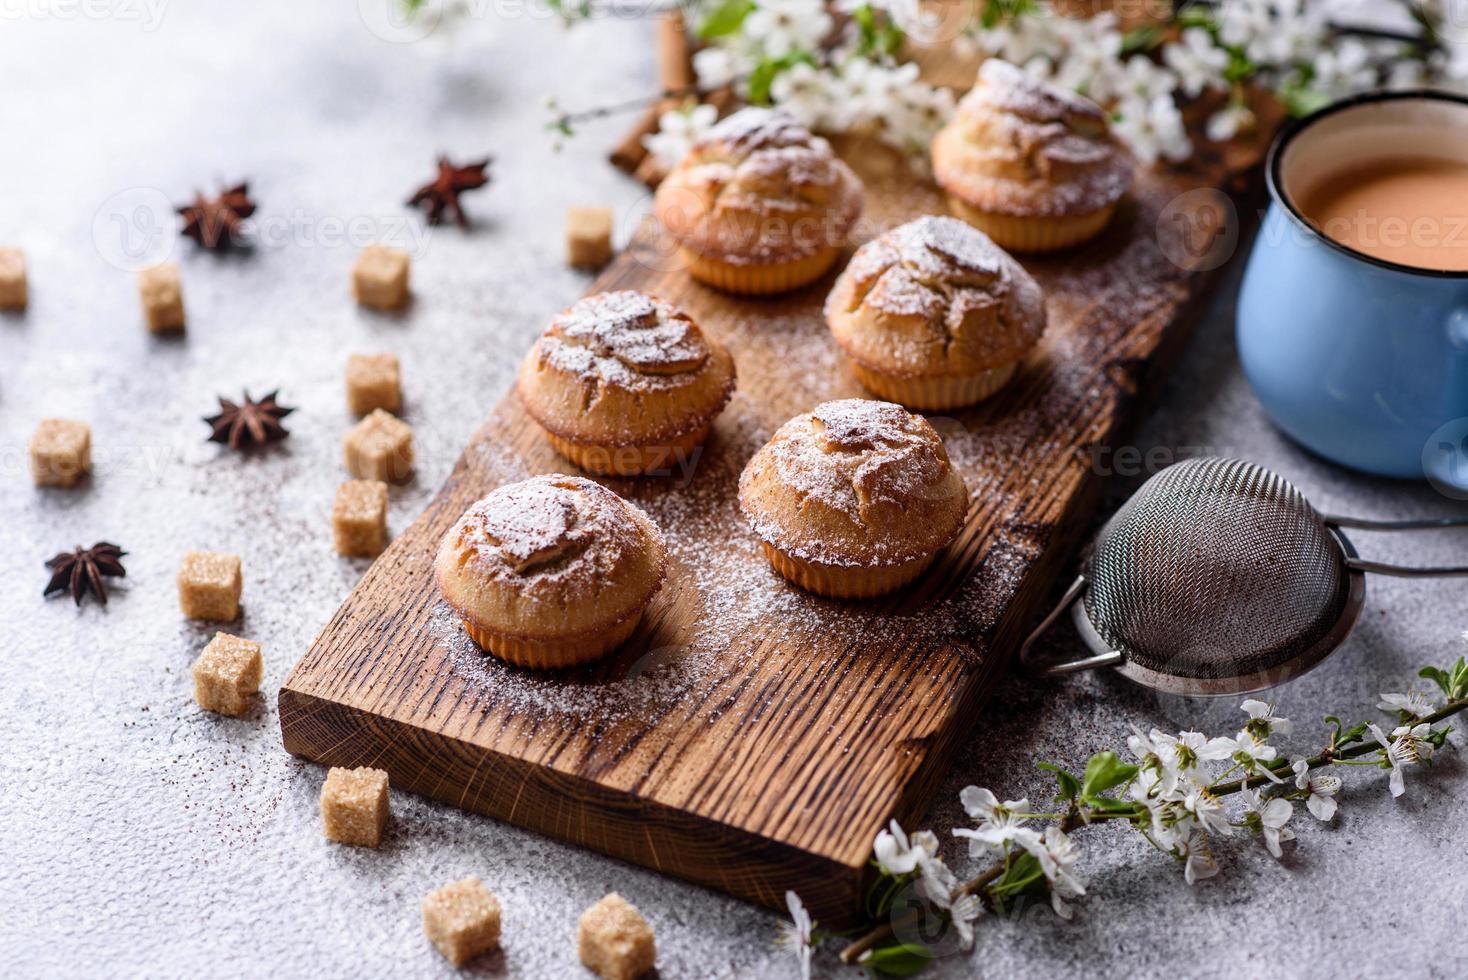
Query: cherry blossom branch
xmin=837 ymin=694 xmax=1467 ymax=968
xmin=1211 ymin=697 xmax=1468 ymax=795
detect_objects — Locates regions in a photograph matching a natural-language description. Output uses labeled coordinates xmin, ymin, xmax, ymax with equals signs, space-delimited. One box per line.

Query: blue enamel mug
xmin=1237 ymin=91 xmax=1468 ymax=493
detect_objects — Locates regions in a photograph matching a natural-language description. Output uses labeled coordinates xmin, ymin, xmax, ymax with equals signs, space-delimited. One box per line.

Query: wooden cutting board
xmin=279 ymin=136 xmax=1250 ymax=926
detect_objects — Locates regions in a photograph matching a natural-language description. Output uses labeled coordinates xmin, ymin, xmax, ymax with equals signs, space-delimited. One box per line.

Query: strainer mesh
xmin=1083 ymin=457 xmax=1349 ymax=680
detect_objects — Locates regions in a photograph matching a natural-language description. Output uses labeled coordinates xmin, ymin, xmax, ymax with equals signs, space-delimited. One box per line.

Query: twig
xmin=838 ymin=700 xmax=1466 ymax=965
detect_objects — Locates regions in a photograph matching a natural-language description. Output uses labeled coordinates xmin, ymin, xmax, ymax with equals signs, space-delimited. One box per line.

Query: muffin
xmin=825 ymin=215 xmax=1046 ymax=410
xmin=517 ymin=290 xmax=736 ymax=476
xmin=932 ymin=59 xmax=1134 ymax=252
xmin=653 ymin=107 xmax=864 ymax=294
xmin=434 ymin=475 xmax=667 ymax=669
xmin=738 ymin=399 xmax=968 ymax=598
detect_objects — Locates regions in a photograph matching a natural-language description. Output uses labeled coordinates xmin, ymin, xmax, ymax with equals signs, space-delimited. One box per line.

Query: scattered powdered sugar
xmin=409 ymin=149 xmax=1199 ymax=734
xmin=423 ymin=448 xmax=1035 ymax=729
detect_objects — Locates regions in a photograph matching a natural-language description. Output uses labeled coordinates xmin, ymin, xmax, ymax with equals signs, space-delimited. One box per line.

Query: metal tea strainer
xmin=1020 ymin=457 xmax=1468 ymax=696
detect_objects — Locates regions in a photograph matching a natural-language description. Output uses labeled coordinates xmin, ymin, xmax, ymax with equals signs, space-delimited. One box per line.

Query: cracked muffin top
xmin=932 ymin=59 xmax=1133 ymax=218
xmin=435 ymin=474 xmax=666 ymax=638
xmin=737 ymin=399 xmax=968 ymax=567
xmin=517 ymin=290 xmax=736 ymax=447
xmin=652 ymin=107 xmax=865 ymax=265
xmin=824 ymin=215 xmax=1046 ymax=377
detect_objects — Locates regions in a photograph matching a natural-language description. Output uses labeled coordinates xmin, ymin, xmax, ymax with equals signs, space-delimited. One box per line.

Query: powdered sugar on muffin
xmin=539 ymin=291 xmax=710 ymax=393
xmin=738 ymin=399 xmax=968 ymax=567
xmin=825 ymin=215 xmax=1047 ymax=377
xmin=442 ymin=476 xmax=656 ymax=600
xmin=933 ymin=59 xmax=1134 ymax=219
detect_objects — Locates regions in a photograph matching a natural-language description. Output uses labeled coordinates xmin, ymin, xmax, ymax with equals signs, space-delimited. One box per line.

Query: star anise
xmin=204 ymin=390 xmax=295 ymax=451
xmin=407 ymin=156 xmax=492 ymax=228
xmin=177 ymin=182 xmax=257 ymax=249
xmin=44 ymin=542 xmax=128 ymax=607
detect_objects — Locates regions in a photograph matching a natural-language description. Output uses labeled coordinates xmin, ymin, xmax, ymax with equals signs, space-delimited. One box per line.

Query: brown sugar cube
xmin=29 ymin=419 xmax=91 ymax=487
xmin=566 ymin=206 xmax=614 ymax=269
xmin=333 ymin=480 xmax=389 ymax=557
xmin=422 ymin=876 xmax=502 ymax=966
xmin=578 ymin=893 xmax=656 ymax=980
xmin=352 ymin=245 xmax=411 ymax=310
xmin=0 ymin=247 xmax=26 ymax=309
xmin=177 ymin=550 xmax=242 ymax=621
xmin=343 ymin=409 xmax=414 ymax=483
xmin=138 ymin=262 xmax=185 ymax=332
xmin=190 ymin=632 xmax=262 ymax=716
xmin=345 ymin=353 xmax=401 ymax=416
xmin=320 ymin=766 xmax=390 ymax=848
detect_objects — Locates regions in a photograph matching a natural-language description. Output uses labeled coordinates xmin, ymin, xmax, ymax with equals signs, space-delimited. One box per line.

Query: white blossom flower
xmin=1113 ymin=95 xmax=1192 ymax=166
xmin=1106 ymin=56 xmax=1178 ymax=107
xmin=954 ymin=786 xmax=1034 ymax=857
xmin=1163 ymin=27 xmax=1229 ymax=98
xmin=642 ymin=103 xmax=719 ymax=169
xmin=1049 ymin=17 xmax=1124 ymax=99
xmin=1180 ymin=784 xmax=1233 ymax=837
xmin=1378 ymin=691 xmax=1438 ymax=719
xmin=959 ymin=786 xmax=1033 ymax=827
xmin=774 ymin=890 xmax=814 ymax=980
xmin=1219 ymin=0 xmax=1325 ymax=68
xmin=1242 ymin=699 xmax=1293 ymax=737
xmin=770 ymin=61 xmax=833 ymax=128
xmin=1369 ymin=723 xmax=1417 ymax=797
xmin=1223 ymin=728 xmax=1284 ymax=782
xmin=873 ymin=820 xmax=938 ymax=875
xmin=693 ymin=46 xmax=746 ymax=90
xmin=1175 ymin=831 xmax=1220 ymax=885
xmin=915 ymin=856 xmax=983 ymax=948
xmin=1159 ymin=730 xmax=1237 ymax=773
xmin=1291 ymin=758 xmax=1342 ymax=821
xmin=1018 ymin=826 xmax=1087 ymax=919
xmin=743 ymin=0 xmax=832 ymax=60
xmin=1206 ymin=102 xmax=1256 ymax=142
xmin=1311 ymin=37 xmax=1379 ymax=99
xmin=1241 ymin=787 xmax=1296 ymax=858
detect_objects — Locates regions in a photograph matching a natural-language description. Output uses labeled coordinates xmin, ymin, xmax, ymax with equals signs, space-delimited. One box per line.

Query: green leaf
xmin=863 ymin=868 xmax=908 ymax=919
xmin=1081 ymin=751 xmax=1138 ymax=799
xmin=1037 ymin=762 xmax=1081 ymax=801
xmin=1177 ymin=8 xmax=1215 ymax=30
xmin=863 ymin=941 xmax=934 ymax=977
xmin=1280 ymin=85 xmax=1330 ymax=117
xmin=746 ymin=57 xmax=781 ymax=106
xmin=1420 ymin=666 xmax=1452 ymax=697
xmin=989 ymin=851 xmax=1044 ymax=897
xmin=697 ymin=0 xmax=754 ymax=39
xmin=1121 ymin=25 xmax=1162 ymax=55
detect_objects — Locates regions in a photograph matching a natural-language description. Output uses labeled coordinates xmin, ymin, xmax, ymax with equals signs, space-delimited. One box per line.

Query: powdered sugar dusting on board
xmin=405 ymin=154 xmax=1195 ymax=730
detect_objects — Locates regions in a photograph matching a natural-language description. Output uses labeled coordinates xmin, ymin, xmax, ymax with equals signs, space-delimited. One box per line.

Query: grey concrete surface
xmin=1 ymin=5 xmax=1464 ymax=978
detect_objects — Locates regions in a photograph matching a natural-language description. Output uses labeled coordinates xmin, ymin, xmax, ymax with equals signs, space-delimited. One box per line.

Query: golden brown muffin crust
xmin=435 ymin=475 xmax=666 ymax=640
xmin=932 ymin=59 xmax=1133 ymax=218
xmin=517 ymin=290 xmax=736 ymax=447
xmin=653 ymin=108 xmax=864 ymax=266
xmin=824 ymin=215 xmax=1046 ymax=377
xmin=738 ymin=399 xmax=968 ymax=568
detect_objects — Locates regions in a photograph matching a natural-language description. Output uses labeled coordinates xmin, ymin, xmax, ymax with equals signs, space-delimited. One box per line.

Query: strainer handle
xmin=1323 ymin=514 xmax=1468 ymax=576
xmin=1324 ymin=515 xmax=1468 ymax=531
xmin=1018 ymin=575 xmax=1125 ymax=677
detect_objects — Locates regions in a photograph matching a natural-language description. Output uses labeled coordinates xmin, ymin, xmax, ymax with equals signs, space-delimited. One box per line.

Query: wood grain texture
xmin=280 ymin=139 xmax=1247 ymax=926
